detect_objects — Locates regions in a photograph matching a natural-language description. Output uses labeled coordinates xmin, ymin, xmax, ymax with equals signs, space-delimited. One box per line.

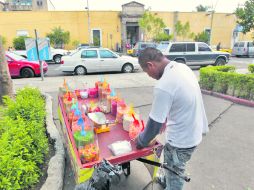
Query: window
xmin=248 ymin=42 xmax=254 ymax=47
xmin=81 ymin=50 xmax=98 ymax=58
xmin=198 ymin=43 xmax=211 ymax=52
xmin=169 ymin=44 xmax=186 ymax=52
xmin=239 ymin=42 xmax=245 ymax=47
xmin=37 ymin=0 xmax=43 ymax=6
xmin=99 ymin=50 xmax=117 ymax=58
xmin=157 ymin=43 xmax=169 ymax=52
xmin=187 ymin=43 xmax=195 ymax=52
xmin=16 ymin=30 xmax=29 ymax=37
xmin=92 ymin=29 xmax=101 ymax=46
xmin=6 ymin=52 xmax=25 ymax=61
xmin=234 ymin=42 xmax=239 ymax=47
xmin=204 ymin=28 xmax=211 ymax=36
xmin=140 ymin=44 xmax=148 ymax=49
xmin=164 ymin=28 xmax=170 ymax=35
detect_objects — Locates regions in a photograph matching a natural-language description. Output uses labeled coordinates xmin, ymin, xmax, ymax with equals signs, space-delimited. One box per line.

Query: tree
xmin=174 ymin=21 xmax=195 ymax=41
xmin=46 ymin=27 xmax=70 ymax=48
xmin=0 ymin=36 xmax=13 ymax=104
xmin=196 ymin=5 xmax=208 ymax=12
xmin=194 ymin=31 xmax=210 ymax=43
xmin=154 ymin=33 xmax=174 ymax=42
xmin=72 ymin=40 xmax=80 ymax=48
xmin=13 ymin=36 xmax=27 ymax=50
xmin=139 ymin=11 xmax=166 ymax=41
xmin=235 ymin=0 xmax=254 ymax=34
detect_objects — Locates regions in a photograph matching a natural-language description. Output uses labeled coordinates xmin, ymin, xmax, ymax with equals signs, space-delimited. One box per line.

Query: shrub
xmin=194 ymin=31 xmax=210 ymax=44
xmin=200 ymin=66 xmax=254 ymax=100
xmin=13 ymin=36 xmax=28 ymax=50
xmin=248 ymin=64 xmax=254 ymax=73
xmin=47 ymin=26 xmax=70 ymax=48
xmin=0 ymin=87 xmax=49 ymax=189
xmin=154 ymin=33 xmax=174 ymax=42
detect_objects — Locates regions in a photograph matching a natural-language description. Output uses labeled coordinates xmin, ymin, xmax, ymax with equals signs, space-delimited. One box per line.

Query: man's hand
xmin=135 ymin=136 xmax=157 ymax=149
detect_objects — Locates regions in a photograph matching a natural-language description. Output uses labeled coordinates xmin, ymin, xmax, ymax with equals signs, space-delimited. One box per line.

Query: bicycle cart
xmin=57 ymin=95 xmax=163 ymax=185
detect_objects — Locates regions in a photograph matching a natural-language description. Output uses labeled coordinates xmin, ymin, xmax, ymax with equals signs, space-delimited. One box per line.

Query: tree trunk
xmin=0 ymin=36 xmax=13 ymax=104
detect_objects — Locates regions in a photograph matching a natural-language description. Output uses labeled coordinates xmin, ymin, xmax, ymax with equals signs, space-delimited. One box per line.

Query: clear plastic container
xmin=75 ymin=116 xmax=100 ymax=164
xmin=116 ymin=100 xmax=127 ymax=124
xmin=73 ymin=116 xmax=95 ymax=148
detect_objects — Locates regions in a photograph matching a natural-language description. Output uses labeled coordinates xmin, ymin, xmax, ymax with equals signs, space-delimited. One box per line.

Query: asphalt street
xmin=44 ymin=56 xmax=254 ymax=78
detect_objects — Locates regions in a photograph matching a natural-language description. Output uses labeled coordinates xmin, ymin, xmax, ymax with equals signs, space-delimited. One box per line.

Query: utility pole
xmin=34 ymin=29 xmax=44 ymax=81
xmin=85 ymin=0 xmax=91 ymax=45
xmin=209 ymin=10 xmax=214 ymax=45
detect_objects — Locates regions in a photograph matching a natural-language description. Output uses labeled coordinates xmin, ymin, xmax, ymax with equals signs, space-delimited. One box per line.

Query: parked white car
xmin=59 ymin=48 xmax=140 ymax=75
xmin=13 ymin=47 xmax=69 ymax=64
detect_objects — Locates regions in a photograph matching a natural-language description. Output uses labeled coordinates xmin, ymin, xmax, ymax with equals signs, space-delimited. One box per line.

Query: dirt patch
xmin=31 ymin=133 xmax=56 ymax=190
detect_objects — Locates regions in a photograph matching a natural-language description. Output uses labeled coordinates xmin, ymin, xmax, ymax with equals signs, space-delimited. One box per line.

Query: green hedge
xmin=0 ymin=87 xmax=49 ymax=190
xmin=249 ymin=64 xmax=254 ymax=73
xmin=200 ymin=66 xmax=254 ymax=100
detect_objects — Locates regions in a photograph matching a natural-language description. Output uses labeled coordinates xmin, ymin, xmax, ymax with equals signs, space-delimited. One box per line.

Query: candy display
xmin=79 ymin=144 xmax=99 ymax=163
xmin=80 ymin=90 xmax=88 ymax=99
xmin=88 ymin=88 xmax=98 ymax=98
xmin=59 ymin=78 xmax=147 ymax=165
xmin=75 ymin=89 xmax=81 ymax=98
xmin=116 ymin=100 xmax=127 ymax=124
xmin=74 ymin=131 xmax=94 ymax=148
xmin=123 ymin=104 xmax=138 ymax=131
xmin=111 ymin=100 xmax=117 ymax=117
xmin=129 ymin=114 xmax=145 ymax=140
xmin=58 ymin=78 xmax=162 ymax=184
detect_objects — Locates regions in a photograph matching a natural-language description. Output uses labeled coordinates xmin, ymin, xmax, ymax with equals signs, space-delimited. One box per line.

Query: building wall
xmin=0 ymin=11 xmax=121 ymax=50
xmin=156 ymin=11 xmax=253 ymax=49
xmin=0 ymin=10 xmax=252 ymax=50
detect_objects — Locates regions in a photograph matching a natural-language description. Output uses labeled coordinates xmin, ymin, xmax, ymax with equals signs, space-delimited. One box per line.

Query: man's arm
xmin=136 ymin=88 xmax=174 ymax=149
xmin=136 ymin=117 xmax=163 ymax=149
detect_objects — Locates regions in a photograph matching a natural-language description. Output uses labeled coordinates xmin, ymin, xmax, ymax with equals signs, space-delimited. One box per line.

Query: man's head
xmin=138 ymin=47 xmax=169 ymax=80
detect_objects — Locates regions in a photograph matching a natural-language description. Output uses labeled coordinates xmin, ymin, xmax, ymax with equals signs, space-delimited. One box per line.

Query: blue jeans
xmin=164 ymin=143 xmax=196 ymax=190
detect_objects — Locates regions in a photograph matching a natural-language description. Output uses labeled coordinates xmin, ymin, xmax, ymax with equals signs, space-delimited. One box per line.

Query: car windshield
xmin=6 ymin=51 xmax=25 ymax=60
xmin=157 ymin=43 xmax=169 ymax=51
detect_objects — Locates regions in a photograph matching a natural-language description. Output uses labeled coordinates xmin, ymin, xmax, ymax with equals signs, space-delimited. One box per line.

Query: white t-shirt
xmin=149 ymin=61 xmax=209 ymax=148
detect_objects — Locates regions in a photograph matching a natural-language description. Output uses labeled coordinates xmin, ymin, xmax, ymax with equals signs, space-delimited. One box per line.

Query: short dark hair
xmin=138 ymin=47 xmax=164 ymax=67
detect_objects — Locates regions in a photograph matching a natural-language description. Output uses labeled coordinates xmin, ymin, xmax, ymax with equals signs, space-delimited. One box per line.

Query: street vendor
xmin=136 ymin=47 xmax=209 ymax=190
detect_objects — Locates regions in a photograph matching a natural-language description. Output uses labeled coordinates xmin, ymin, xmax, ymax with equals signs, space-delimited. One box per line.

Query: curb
xmin=201 ymin=89 xmax=254 ymax=107
xmin=40 ymin=93 xmax=65 ymax=190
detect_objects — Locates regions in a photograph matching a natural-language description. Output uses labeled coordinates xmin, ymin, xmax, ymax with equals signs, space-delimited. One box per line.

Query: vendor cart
xmin=57 ymin=95 xmax=163 ymax=185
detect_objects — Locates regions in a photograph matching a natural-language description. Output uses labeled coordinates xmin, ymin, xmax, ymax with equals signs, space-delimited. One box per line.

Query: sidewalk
xmin=13 ymin=76 xmax=254 ymax=190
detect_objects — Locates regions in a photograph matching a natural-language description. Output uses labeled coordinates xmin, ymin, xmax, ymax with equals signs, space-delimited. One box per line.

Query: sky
xmin=48 ymin=0 xmax=247 ymax=13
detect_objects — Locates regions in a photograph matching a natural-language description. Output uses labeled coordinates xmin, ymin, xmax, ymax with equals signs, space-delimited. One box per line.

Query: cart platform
xmin=58 ymin=95 xmax=162 ymax=184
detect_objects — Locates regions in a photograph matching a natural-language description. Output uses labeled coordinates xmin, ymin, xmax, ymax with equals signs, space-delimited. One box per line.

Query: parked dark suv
xmin=132 ymin=42 xmax=157 ymax=57
xmin=157 ymin=42 xmax=230 ymax=66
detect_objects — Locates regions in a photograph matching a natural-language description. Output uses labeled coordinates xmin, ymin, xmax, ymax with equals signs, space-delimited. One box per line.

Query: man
xmin=136 ymin=48 xmax=209 ymax=190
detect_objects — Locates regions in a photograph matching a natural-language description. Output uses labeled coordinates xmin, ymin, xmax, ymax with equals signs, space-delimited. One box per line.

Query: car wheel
xmin=53 ymin=55 xmax=62 ymax=64
xmin=215 ymin=58 xmax=226 ymax=66
xmin=75 ymin=66 xmax=87 ymax=75
xmin=122 ymin=63 xmax=133 ymax=73
xmin=21 ymin=68 xmax=34 ymax=78
xmin=175 ymin=59 xmax=185 ymax=64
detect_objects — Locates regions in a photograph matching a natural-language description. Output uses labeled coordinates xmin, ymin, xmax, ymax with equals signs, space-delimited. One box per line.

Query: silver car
xmin=157 ymin=42 xmax=230 ymax=66
xmin=232 ymin=41 xmax=254 ymax=57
